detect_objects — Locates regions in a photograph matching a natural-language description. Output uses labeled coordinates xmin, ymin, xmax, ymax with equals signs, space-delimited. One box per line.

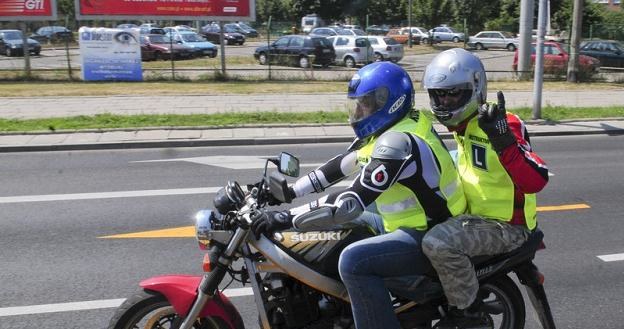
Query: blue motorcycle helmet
xmin=347 ymin=62 xmax=414 ymax=140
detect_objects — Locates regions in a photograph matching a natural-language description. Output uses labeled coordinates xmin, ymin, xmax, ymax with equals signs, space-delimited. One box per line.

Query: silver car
xmin=366 ymin=36 xmax=404 ymax=63
xmin=468 ymin=31 xmax=519 ymax=51
xmin=429 ymin=26 xmax=465 ymax=43
xmin=327 ymin=36 xmax=374 ymax=68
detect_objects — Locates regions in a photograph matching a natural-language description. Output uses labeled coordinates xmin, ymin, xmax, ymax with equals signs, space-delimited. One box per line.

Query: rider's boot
xmin=434 ymin=299 xmax=491 ymax=329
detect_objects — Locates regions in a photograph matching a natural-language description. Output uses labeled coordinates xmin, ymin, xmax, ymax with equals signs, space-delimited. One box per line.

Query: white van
xmin=301 ymin=14 xmax=324 ymax=33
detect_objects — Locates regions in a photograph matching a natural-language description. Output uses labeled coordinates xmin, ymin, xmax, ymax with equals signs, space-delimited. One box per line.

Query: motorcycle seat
xmin=471 ymin=228 xmax=544 ymax=268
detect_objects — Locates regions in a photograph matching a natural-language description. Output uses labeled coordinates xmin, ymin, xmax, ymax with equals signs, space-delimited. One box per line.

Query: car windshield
xmin=238 ymin=22 xmax=253 ymax=30
xmin=336 ymin=29 xmax=353 ymax=36
xmin=501 ymin=31 xmax=515 ymax=38
xmin=3 ymin=31 xmax=22 ymax=39
xmin=352 ymin=29 xmax=366 ymax=36
xmin=149 ymin=35 xmax=171 ymax=43
xmin=181 ymin=33 xmax=205 ymax=42
xmin=312 ymin=37 xmax=332 ymax=47
xmin=383 ymin=37 xmax=399 ymax=45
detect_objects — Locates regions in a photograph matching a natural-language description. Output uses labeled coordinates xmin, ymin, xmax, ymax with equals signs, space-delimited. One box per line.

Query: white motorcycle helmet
xmin=422 ymin=48 xmax=487 ymax=128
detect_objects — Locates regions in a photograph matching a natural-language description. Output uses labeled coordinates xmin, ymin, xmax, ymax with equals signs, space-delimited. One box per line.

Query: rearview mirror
xmin=278 ymin=152 xmax=300 ymax=177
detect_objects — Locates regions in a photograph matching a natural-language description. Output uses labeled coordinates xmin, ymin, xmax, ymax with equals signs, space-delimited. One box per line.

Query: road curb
xmin=1 ymin=128 xmax=623 ymax=153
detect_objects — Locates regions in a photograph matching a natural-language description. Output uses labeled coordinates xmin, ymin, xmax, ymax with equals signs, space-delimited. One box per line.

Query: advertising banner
xmin=79 ymin=27 xmax=143 ymax=82
xmin=0 ymin=0 xmax=57 ymax=21
xmin=75 ymin=0 xmax=255 ymax=21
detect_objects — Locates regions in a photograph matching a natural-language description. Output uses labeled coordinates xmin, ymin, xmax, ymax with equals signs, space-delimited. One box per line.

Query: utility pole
xmin=408 ymin=0 xmax=413 ymax=48
xmin=567 ymin=0 xmax=583 ymax=82
xmin=532 ymin=0 xmax=548 ymax=119
xmin=517 ymin=0 xmax=534 ymax=80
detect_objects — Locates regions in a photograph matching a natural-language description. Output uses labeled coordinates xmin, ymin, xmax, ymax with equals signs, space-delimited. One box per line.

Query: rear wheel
xmin=453 ymin=36 xmax=460 ymax=43
xmin=422 ymin=38 xmax=429 ymax=44
xmin=154 ymin=52 xmax=164 ymax=61
xmin=476 ymin=275 xmax=526 ymax=329
xmin=107 ymin=289 xmax=232 ymax=329
xmin=507 ymin=44 xmax=516 ymax=52
xmin=344 ymin=56 xmax=356 ymax=68
xmin=374 ymin=52 xmax=384 ymax=61
xmin=475 ymin=43 xmax=484 ymax=50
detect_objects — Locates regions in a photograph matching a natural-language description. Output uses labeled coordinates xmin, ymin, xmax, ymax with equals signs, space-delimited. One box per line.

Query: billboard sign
xmin=0 ymin=0 xmax=57 ymax=21
xmin=79 ymin=27 xmax=143 ymax=82
xmin=75 ymin=0 xmax=255 ymax=21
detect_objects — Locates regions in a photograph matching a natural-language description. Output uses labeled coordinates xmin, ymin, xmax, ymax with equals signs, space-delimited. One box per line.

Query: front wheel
xmin=344 ymin=56 xmax=356 ymax=68
xmin=107 ymin=289 xmax=231 ymax=329
xmin=258 ymin=52 xmax=267 ymax=65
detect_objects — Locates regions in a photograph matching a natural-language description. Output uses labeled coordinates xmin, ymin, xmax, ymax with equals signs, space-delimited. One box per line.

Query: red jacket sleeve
xmin=497 ymin=113 xmax=549 ymax=194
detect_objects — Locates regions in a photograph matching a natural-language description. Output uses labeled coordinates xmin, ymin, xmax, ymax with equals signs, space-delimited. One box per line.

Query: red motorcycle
xmin=108 ymin=152 xmax=556 ymax=329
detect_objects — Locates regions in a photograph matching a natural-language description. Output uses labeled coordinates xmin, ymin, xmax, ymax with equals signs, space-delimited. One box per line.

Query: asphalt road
xmin=1 ymin=135 xmax=624 ymax=329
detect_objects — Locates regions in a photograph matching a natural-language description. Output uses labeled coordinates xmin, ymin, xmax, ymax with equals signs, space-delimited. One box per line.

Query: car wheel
xmin=34 ymin=50 xmax=40 ymax=56
xmin=507 ymin=44 xmax=517 ymax=52
xmin=258 ymin=52 xmax=267 ymax=65
xmin=453 ymin=36 xmax=460 ymax=43
xmin=154 ymin=52 xmax=164 ymax=61
xmin=238 ymin=41 xmax=244 ymax=46
xmin=421 ymin=38 xmax=428 ymax=45
xmin=344 ymin=56 xmax=356 ymax=68
xmin=475 ymin=43 xmax=484 ymax=50
xmin=374 ymin=52 xmax=384 ymax=62
xmin=299 ymin=56 xmax=310 ymax=68
xmin=6 ymin=48 xmax=14 ymax=57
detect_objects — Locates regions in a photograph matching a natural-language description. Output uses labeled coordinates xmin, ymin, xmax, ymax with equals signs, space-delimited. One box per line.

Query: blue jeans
xmin=338 ymin=228 xmax=432 ymax=329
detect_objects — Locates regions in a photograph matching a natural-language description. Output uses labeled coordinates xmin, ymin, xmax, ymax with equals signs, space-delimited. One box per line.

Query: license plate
xmin=322 ymin=49 xmax=330 ymax=53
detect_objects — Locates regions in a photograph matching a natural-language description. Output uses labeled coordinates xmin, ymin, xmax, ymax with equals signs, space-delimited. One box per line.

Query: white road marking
xmin=132 ymin=156 xmax=322 ymax=170
xmin=0 ymin=181 xmax=352 ymax=204
xmin=0 ymin=287 xmax=254 ymax=317
xmin=597 ymin=253 xmax=624 ymax=262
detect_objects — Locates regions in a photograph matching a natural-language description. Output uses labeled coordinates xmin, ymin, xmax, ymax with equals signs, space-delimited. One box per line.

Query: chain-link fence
xmin=588 ymin=24 xmax=624 ymax=41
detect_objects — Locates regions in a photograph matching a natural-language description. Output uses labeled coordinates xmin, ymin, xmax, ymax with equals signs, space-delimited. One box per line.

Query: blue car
xmin=0 ymin=29 xmax=41 ymax=57
xmin=166 ymin=30 xmax=217 ymax=58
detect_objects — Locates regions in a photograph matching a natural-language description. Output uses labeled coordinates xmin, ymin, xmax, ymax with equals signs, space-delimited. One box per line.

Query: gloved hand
xmin=477 ymin=91 xmax=517 ymax=153
xmin=250 ymin=210 xmax=293 ymax=239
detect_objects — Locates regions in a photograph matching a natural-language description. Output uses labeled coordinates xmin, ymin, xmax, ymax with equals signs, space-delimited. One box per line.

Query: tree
xmin=411 ymin=0 xmax=453 ymax=28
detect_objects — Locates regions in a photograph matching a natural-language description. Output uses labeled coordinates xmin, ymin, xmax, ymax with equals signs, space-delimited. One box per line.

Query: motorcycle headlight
xmin=194 ymin=209 xmax=232 ymax=249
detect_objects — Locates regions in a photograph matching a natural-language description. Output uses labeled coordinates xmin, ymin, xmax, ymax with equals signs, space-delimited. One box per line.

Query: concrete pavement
xmin=0 ymin=89 xmax=623 ymax=152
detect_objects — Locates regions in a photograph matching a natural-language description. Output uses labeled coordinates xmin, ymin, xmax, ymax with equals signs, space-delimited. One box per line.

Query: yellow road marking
xmin=536 ymin=203 xmax=591 ymax=212
xmin=100 ymin=203 xmax=591 ymax=239
xmin=100 ymin=226 xmax=195 ymax=239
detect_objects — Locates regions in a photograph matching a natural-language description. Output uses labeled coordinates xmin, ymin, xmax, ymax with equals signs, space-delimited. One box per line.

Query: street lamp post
xmin=408 ymin=0 xmax=413 ymax=48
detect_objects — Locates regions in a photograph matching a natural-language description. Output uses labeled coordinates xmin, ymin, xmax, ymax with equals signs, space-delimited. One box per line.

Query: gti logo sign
xmin=25 ymin=0 xmax=44 ymax=10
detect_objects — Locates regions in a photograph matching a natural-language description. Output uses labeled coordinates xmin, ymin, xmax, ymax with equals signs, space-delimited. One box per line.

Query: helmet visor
xmin=348 ymin=87 xmax=389 ymax=124
xmin=427 ymin=83 xmax=473 ymax=113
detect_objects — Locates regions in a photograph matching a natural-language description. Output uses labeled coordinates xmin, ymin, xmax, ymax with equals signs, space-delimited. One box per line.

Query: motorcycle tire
xmin=477 ymin=275 xmax=526 ymax=329
xmin=107 ymin=289 xmax=232 ymax=329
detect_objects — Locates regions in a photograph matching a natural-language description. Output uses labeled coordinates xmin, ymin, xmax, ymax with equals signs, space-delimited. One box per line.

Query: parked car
xmin=512 ymin=41 xmax=600 ymax=74
xmin=386 ymin=28 xmax=420 ymax=44
xmin=0 ymin=29 xmax=41 ymax=56
xmin=201 ymin=24 xmax=245 ymax=45
xmin=166 ymin=30 xmax=217 ymax=58
xmin=580 ymin=40 xmax=624 ymax=68
xmin=467 ymin=31 xmax=518 ymax=51
xmin=366 ymin=36 xmax=404 ymax=62
xmin=400 ymin=26 xmax=430 ymax=44
xmin=253 ymin=34 xmax=335 ymax=68
xmin=327 ymin=35 xmax=374 ymax=68
xmin=343 ymin=24 xmax=362 ymax=30
xmin=140 ymin=34 xmax=196 ymax=61
xmin=228 ymin=22 xmax=258 ymax=38
xmin=29 ymin=26 xmax=73 ymax=43
xmin=309 ymin=27 xmax=345 ymax=37
xmin=117 ymin=23 xmax=139 ymax=29
xmin=339 ymin=28 xmax=366 ymax=36
xmin=366 ymin=24 xmax=390 ymax=35
xmin=139 ymin=26 xmax=166 ymax=35
xmin=429 ymin=26 xmax=465 ymax=43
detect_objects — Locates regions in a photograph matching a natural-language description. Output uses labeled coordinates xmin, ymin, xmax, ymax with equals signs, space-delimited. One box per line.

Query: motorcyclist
xmin=420 ymin=48 xmax=549 ymax=328
xmin=252 ymin=61 xmax=467 ymax=329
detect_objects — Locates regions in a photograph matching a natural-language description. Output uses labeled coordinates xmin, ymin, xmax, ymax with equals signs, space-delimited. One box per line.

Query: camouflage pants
xmin=421 ymin=215 xmax=529 ymax=309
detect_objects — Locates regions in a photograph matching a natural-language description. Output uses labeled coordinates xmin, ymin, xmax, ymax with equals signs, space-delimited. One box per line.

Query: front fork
xmin=178 ymin=227 xmax=248 ymax=329
xmin=515 ymin=262 xmax=557 ymax=329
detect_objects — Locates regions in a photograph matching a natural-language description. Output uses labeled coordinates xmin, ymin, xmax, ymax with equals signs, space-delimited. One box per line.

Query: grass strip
xmin=1 ymin=106 xmax=623 ymax=133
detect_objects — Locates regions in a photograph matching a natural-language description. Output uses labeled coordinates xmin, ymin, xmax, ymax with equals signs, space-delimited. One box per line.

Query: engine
xmin=261 ymin=273 xmax=350 ymax=329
